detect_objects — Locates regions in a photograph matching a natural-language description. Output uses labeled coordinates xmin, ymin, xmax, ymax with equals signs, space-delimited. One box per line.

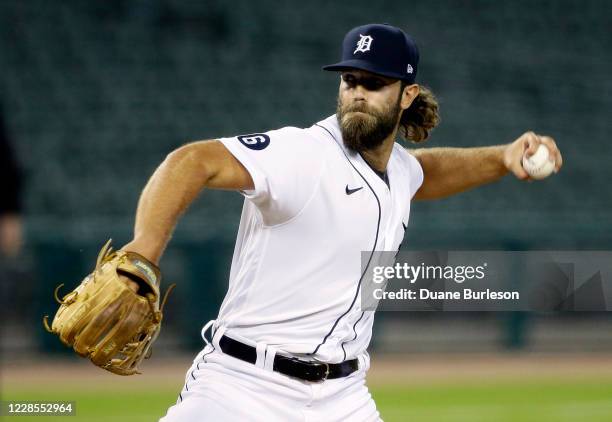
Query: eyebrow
xmin=342 ymin=73 xmax=396 ymax=85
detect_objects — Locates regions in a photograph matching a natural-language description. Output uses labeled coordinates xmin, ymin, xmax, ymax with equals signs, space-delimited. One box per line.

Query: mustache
xmin=342 ymin=103 xmax=376 ymax=116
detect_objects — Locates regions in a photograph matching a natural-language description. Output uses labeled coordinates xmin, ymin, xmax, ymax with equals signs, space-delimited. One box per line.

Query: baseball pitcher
xmin=45 ymin=23 xmax=562 ymax=421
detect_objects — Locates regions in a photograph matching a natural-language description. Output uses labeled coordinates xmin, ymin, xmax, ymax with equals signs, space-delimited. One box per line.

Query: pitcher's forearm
xmin=411 ymin=145 xmax=508 ymax=200
xmin=124 ymin=146 xmax=213 ymax=262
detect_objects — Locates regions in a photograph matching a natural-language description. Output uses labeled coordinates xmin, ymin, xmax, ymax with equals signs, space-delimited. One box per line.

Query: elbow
xmin=165 ymin=142 xmax=200 ymax=164
xmin=163 ymin=141 xmax=215 ymax=184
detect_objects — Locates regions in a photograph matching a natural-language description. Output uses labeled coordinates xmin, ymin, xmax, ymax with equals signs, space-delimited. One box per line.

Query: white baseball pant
xmin=160 ymin=328 xmax=381 ymax=421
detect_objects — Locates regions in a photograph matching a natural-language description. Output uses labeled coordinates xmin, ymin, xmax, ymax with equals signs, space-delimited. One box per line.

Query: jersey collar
xmin=315 ymin=114 xmax=394 ymax=191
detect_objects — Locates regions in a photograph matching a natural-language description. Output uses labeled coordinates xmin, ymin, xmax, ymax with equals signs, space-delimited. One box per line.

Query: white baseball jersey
xmin=214 ymin=114 xmax=423 ymax=363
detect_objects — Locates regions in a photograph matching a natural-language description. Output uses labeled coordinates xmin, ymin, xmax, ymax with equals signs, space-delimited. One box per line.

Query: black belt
xmin=218 ymin=335 xmax=359 ymax=382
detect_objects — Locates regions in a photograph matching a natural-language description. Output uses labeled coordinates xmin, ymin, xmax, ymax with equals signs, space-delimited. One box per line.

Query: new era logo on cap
xmin=323 ymin=23 xmax=419 ymax=84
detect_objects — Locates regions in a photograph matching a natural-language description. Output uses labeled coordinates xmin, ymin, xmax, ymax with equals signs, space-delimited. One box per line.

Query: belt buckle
xmin=311 ymin=358 xmax=330 ymax=382
xmin=320 ymin=362 xmax=330 ymax=381
xmin=288 ymin=356 xmax=330 ymax=382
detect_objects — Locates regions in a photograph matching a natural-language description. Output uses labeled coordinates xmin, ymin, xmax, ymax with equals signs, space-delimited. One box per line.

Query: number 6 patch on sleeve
xmin=238 ymin=133 xmax=270 ymax=150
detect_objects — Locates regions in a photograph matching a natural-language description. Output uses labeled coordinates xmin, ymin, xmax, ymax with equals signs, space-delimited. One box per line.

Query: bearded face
xmin=336 ymin=88 xmax=403 ymax=153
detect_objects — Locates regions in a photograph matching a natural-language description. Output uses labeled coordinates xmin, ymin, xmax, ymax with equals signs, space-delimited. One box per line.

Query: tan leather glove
xmin=44 ymin=239 xmax=174 ymax=375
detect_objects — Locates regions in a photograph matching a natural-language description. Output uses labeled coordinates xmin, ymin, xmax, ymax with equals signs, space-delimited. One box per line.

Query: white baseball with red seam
xmin=522 ymin=144 xmax=555 ymax=179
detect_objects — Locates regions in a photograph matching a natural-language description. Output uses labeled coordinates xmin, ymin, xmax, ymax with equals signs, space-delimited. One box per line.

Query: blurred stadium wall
xmin=1 ymin=0 xmax=611 ymax=356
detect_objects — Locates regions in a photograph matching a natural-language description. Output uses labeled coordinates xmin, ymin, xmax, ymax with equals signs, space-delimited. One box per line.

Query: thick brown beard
xmin=336 ymin=95 xmax=402 ymax=153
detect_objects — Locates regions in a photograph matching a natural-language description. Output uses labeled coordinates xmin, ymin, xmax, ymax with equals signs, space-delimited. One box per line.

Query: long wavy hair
xmin=399 ymin=84 xmax=440 ymax=143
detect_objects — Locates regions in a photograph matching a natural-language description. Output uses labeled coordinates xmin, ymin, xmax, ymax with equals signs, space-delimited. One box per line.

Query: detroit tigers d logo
xmin=238 ymin=133 xmax=270 ymax=150
xmin=353 ymin=34 xmax=373 ymax=54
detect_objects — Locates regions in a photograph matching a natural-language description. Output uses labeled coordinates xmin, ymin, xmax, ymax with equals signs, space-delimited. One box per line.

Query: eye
xmin=341 ymin=74 xmax=356 ymax=87
xmin=372 ymin=80 xmax=385 ymax=90
xmin=364 ymin=78 xmax=386 ymax=91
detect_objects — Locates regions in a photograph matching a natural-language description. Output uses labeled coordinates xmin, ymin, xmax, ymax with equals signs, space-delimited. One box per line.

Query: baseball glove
xmin=43 ymin=239 xmax=174 ymax=375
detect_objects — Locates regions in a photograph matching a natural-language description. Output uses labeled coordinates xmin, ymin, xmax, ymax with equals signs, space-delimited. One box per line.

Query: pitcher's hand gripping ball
xmin=522 ymin=144 xmax=556 ymax=179
xmin=43 ymin=239 xmax=174 ymax=375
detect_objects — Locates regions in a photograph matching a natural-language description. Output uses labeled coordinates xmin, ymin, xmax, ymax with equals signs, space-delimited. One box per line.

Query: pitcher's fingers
xmin=541 ymin=136 xmax=563 ymax=171
xmin=119 ymin=275 xmax=140 ymax=292
xmin=513 ymin=161 xmax=530 ymax=180
xmin=523 ymin=132 xmax=541 ymax=157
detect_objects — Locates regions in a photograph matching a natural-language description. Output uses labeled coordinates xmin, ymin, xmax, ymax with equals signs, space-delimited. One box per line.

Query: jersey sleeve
xmin=404 ymin=150 xmax=424 ymax=199
xmin=218 ymin=127 xmax=324 ymax=225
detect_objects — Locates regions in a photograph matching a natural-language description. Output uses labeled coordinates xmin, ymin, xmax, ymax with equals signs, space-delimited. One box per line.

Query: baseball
xmin=522 ymin=144 xmax=556 ymax=179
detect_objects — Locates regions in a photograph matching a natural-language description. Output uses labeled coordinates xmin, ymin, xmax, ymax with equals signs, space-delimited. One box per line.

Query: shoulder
xmin=265 ymin=124 xmax=337 ymax=161
xmin=393 ymin=143 xmax=422 ymax=172
xmin=267 ymin=125 xmax=311 ymax=144
xmin=236 ymin=124 xmax=330 ymax=149
xmin=218 ymin=119 xmax=337 ymax=167
xmin=271 ymin=124 xmax=334 ymax=146
xmin=393 ymin=143 xmax=424 ymax=196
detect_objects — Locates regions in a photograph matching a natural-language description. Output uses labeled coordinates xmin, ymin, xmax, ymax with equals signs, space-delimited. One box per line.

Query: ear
xmin=400 ymin=84 xmax=420 ymax=110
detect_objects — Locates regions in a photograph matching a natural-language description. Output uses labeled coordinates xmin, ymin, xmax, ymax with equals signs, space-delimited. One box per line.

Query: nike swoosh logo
xmin=345 ymin=185 xmax=363 ymax=195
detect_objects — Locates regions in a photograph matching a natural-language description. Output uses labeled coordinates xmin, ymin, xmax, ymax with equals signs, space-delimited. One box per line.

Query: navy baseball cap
xmin=323 ymin=23 xmax=419 ymax=83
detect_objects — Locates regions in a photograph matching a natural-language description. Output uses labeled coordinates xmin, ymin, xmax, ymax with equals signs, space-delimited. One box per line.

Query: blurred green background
xmin=1 ymin=0 xmax=611 ymax=420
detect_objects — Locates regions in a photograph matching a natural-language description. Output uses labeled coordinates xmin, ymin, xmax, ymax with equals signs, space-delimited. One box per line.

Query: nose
xmin=349 ymin=84 xmax=367 ymax=101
